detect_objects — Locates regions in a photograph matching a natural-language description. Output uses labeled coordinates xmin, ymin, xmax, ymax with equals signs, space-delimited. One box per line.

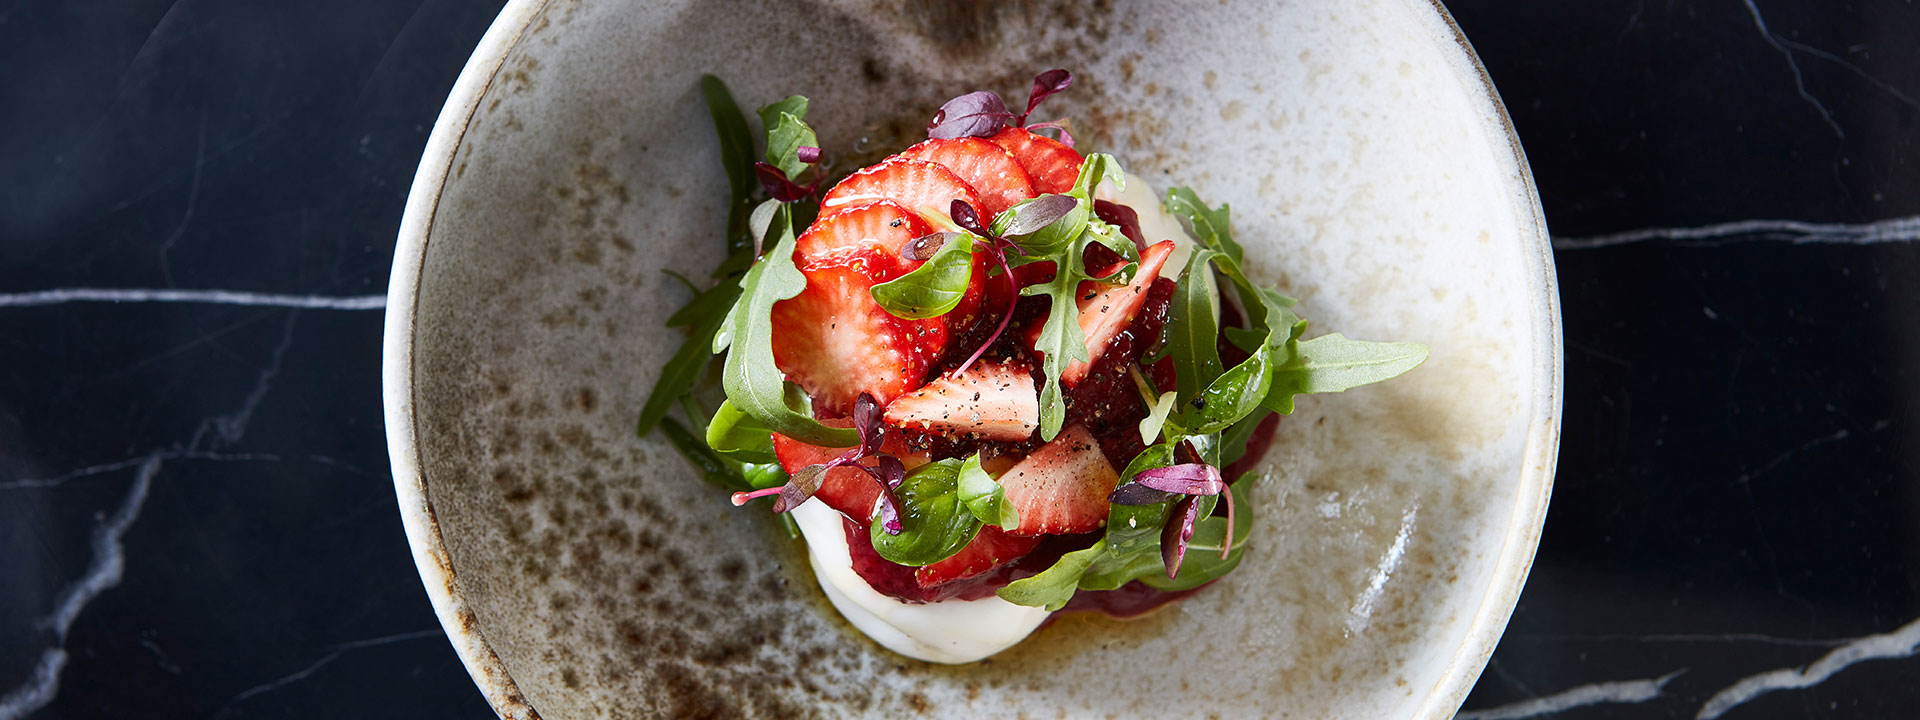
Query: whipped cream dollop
xmin=791 ymin=172 xmax=1194 ymax=663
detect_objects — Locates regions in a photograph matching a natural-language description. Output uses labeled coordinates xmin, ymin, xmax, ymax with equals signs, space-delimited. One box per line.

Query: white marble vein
xmin=1553 ymin=215 xmax=1920 ymax=250
xmin=1457 ymin=670 xmax=1684 ymax=720
xmin=1740 ymin=0 xmax=1844 ymax=139
xmin=1696 ymin=616 xmax=1920 ymax=719
xmin=1347 ymin=505 xmax=1417 ymax=635
xmin=0 ymin=451 xmax=367 ymax=491
xmin=212 ymin=630 xmax=444 ymax=715
xmin=0 ymin=455 xmax=159 ymax=720
xmin=0 ymin=288 xmax=386 ymax=310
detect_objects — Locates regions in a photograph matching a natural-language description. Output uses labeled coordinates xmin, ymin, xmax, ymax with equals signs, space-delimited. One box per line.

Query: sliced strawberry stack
xmin=821 ymin=157 xmax=981 ymax=225
xmin=772 ymin=203 xmax=950 ymax=414
xmin=914 ymin=525 xmax=1043 ymax=588
xmin=988 ymin=127 xmax=1084 ymax=195
xmin=896 ymin=137 xmax=1037 ymax=218
xmin=882 ymin=359 xmax=1039 ymax=442
xmin=771 ymin=431 xmax=928 ymax=521
xmin=997 ymin=423 xmax=1120 ymax=536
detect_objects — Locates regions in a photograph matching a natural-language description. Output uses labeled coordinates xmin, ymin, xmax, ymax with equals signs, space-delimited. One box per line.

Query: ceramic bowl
xmin=383 ymin=0 xmax=1561 ymax=717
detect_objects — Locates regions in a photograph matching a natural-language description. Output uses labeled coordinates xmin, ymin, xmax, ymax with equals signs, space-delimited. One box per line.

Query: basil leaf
xmin=742 ymin=461 xmax=788 ymax=490
xmin=718 ymin=205 xmax=859 ymax=447
xmin=636 ymin=285 xmax=735 ymax=437
xmin=956 ymin=453 xmax=1019 ymax=530
xmin=995 ymin=195 xmax=1087 ymax=258
xmin=657 ymin=416 xmax=749 ymax=492
xmin=869 ymin=459 xmax=981 ymax=567
xmin=1141 ymin=480 xmax=1254 ymax=591
xmin=1177 ymin=341 xmax=1274 ymax=435
xmin=757 ymin=96 xmax=814 ymax=179
xmin=1261 ymin=333 xmax=1430 ymax=415
xmin=1167 ymin=248 xmax=1224 ymax=401
xmin=1163 ymin=186 xmax=1244 ymax=264
xmin=870 ymin=233 xmax=975 ymax=319
xmin=704 ymin=399 xmax=779 ymax=464
xmin=997 ymin=545 xmax=1105 ymax=611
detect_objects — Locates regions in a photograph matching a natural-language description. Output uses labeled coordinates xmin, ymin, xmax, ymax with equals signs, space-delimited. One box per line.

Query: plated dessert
xmin=637 ymin=71 xmax=1427 ymax=663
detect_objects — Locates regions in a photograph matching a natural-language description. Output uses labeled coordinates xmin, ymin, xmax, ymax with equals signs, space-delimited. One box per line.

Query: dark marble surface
xmin=2 ymin=1 xmax=1915 ymax=718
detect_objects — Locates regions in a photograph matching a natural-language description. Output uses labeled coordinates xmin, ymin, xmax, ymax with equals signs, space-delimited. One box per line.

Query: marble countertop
xmin=3 ymin=1 xmax=1915 ymax=718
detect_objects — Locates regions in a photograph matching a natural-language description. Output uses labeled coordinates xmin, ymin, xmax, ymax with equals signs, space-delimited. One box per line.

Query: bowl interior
xmin=392 ymin=0 xmax=1558 ymax=717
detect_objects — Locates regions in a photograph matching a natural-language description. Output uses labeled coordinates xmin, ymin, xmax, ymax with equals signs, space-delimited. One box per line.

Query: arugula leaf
xmin=704 ymin=400 xmax=779 ymax=464
xmin=1219 ymin=408 xmax=1273 ymax=467
xmin=1071 ymin=153 xmax=1125 ymax=199
xmin=869 ymin=459 xmax=981 ymax=567
xmin=716 ymin=205 xmax=859 ymax=447
xmin=1025 ymin=251 xmax=1091 ymax=441
xmin=1167 ymin=248 xmax=1224 ymax=400
xmin=1141 ymin=480 xmax=1254 ymax=591
xmin=636 ymin=284 xmax=735 ymax=437
xmin=701 ymin=75 xmax=757 ymax=260
xmin=757 ymin=96 xmax=814 ymax=179
xmin=1261 ymin=333 xmax=1430 ymax=415
xmin=657 ymin=416 xmax=750 ymax=492
xmin=870 ymin=234 xmax=975 ymax=319
xmin=956 ymin=453 xmax=1019 ymax=530
xmin=1164 ymin=186 xmax=1244 ymax=264
xmin=741 ymin=461 xmax=787 ymax=490
xmin=997 ymin=545 xmax=1105 ymax=611
xmin=1176 ymin=341 xmax=1274 ymax=435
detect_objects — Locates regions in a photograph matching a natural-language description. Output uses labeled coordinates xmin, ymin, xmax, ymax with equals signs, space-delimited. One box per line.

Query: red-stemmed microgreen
xmin=1018 ymin=68 xmax=1073 ymax=126
xmin=731 ymin=393 xmax=909 ymax=533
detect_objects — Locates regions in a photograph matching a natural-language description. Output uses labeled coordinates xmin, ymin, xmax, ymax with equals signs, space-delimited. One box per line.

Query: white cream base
xmin=790 ymin=500 xmax=1052 ymax=664
xmin=1095 ymin=171 xmax=1194 ymax=279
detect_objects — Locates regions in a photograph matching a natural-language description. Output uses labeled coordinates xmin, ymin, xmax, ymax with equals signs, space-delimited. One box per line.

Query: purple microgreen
xmin=755 ymin=162 xmax=814 ymax=203
xmin=999 ymin=194 xmax=1080 ymax=237
xmin=1133 ymin=463 xmax=1226 ymax=497
xmin=1024 ymin=120 xmax=1076 ymax=148
xmin=1094 ymin=199 xmax=1146 ymax=252
xmin=949 ymin=199 xmax=991 ymax=237
xmin=1162 ymin=495 xmax=1202 ymax=578
xmin=1020 ymin=69 xmax=1073 ymax=124
xmin=927 ymin=91 xmax=1014 ymax=140
xmin=851 ymin=393 xmax=884 ymax=456
xmin=902 ymin=231 xmax=960 ymax=262
xmin=872 ymin=455 xmax=909 ymax=534
xmin=796 ymin=145 xmax=822 ymax=164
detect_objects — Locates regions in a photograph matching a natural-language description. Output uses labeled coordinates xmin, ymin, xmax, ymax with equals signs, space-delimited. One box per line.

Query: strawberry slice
xmin=771 ymin=248 xmax=945 ymax=415
xmin=988 ymin=127 xmax=1084 ymax=195
xmin=1030 ymin=239 xmax=1177 ymax=387
xmin=896 ymin=137 xmax=1037 ymax=219
xmin=914 ymin=525 xmax=1043 ymax=588
xmin=882 ymin=359 xmax=1039 ymax=442
xmin=821 ymin=157 xmax=982 ymax=225
xmin=772 ymin=431 xmax=928 ymax=521
xmin=997 ymin=423 xmax=1120 ymax=536
xmin=793 ymin=199 xmax=930 ymax=266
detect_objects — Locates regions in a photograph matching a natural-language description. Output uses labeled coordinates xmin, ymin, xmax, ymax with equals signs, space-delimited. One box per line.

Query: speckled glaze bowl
xmin=382 ymin=1 xmax=1560 ymax=717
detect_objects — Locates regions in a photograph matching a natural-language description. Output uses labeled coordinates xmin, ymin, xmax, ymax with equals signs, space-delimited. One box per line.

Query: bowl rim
xmin=379 ymin=2 xmax=1562 ymax=718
